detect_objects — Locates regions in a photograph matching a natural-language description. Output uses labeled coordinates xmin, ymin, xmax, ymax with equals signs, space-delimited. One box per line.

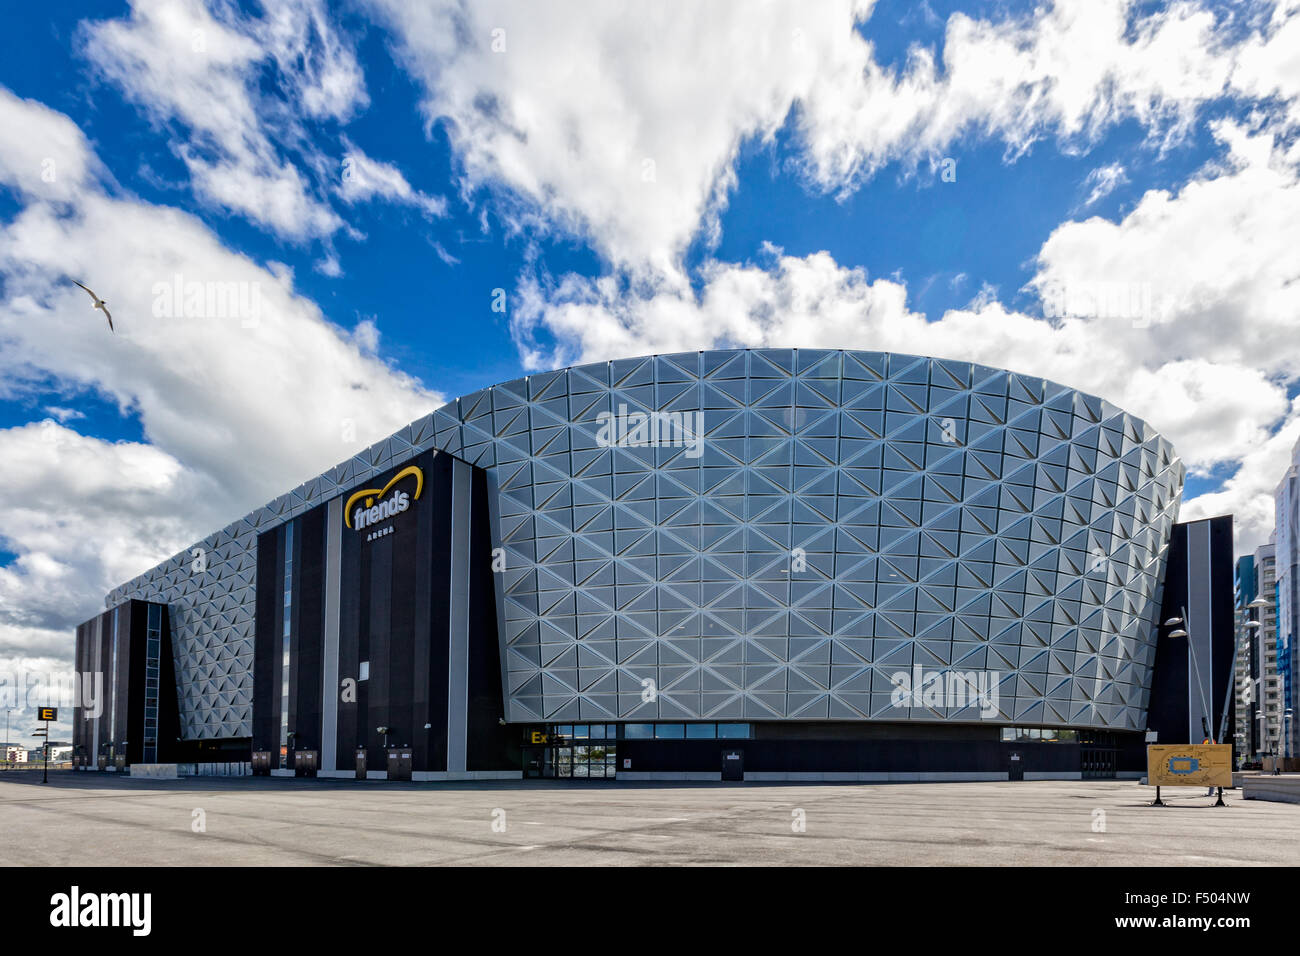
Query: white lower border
xmin=128 ymin=763 xmax=178 ymax=779
xmin=617 ymin=772 xmax=722 ymax=781
xmin=741 ymin=771 xmax=1010 ymax=782
xmin=302 ymin=769 xmax=525 ymax=782
xmin=1023 ymin=771 xmax=1083 ymax=780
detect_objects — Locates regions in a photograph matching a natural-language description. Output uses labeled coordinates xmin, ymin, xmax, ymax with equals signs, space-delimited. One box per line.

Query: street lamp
xmin=1243 ymin=618 xmax=1262 ymax=757
xmin=1258 ymin=712 xmax=1279 ymax=774
xmin=1243 ymin=596 xmax=1269 ymax=760
xmin=1164 ymin=611 xmax=1212 ymax=741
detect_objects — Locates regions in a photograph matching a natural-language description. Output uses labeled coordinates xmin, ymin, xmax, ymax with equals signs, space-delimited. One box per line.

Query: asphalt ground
xmin=2 ymin=771 xmax=1297 ymax=866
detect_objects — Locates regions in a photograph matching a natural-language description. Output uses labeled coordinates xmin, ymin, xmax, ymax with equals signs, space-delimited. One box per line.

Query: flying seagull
xmin=71 ymin=280 xmax=114 ymax=332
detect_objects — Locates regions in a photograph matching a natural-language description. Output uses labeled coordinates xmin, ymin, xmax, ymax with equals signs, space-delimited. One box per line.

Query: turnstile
xmin=386 ymin=748 xmax=413 ymax=781
xmin=294 ymin=749 xmax=318 ymax=778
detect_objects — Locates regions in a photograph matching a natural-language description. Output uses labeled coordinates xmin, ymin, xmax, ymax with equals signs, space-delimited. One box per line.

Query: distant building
xmin=1274 ymin=445 xmax=1300 ymax=759
xmin=1235 ymin=554 xmax=1256 ymax=759
xmin=3 ymin=745 xmax=28 ymax=764
xmin=1236 ymin=546 xmax=1283 ymax=762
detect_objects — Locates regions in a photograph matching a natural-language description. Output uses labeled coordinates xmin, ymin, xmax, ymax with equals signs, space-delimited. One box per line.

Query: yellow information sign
xmin=1147 ymin=744 xmax=1232 ymax=788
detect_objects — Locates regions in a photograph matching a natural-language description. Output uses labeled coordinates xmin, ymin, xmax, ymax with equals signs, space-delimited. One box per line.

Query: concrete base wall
xmin=739 ymin=771 xmax=1008 ymax=782
xmin=129 ymin=764 xmax=177 ymax=779
xmin=1242 ymin=775 xmax=1300 ymax=804
xmin=618 ymin=772 xmax=722 ymax=781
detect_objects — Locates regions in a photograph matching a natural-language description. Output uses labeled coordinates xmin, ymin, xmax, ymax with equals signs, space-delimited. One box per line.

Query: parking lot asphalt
xmin=2 ymin=771 xmax=1297 ymax=866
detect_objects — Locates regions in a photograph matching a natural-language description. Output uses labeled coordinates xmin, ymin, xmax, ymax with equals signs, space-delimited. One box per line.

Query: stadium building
xmin=73 ymin=349 xmax=1234 ymax=782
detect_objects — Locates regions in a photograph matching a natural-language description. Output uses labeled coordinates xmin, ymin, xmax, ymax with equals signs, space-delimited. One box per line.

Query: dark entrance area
xmin=1008 ymin=751 xmax=1024 ymax=781
xmin=1081 ymin=747 xmax=1117 ymax=779
xmin=521 ymin=724 xmax=619 ymax=779
xmin=721 ymin=749 xmax=744 ymax=781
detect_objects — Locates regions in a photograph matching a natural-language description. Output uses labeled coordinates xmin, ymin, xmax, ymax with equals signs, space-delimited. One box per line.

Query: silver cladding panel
xmin=107 ymin=349 xmax=1184 ymax=738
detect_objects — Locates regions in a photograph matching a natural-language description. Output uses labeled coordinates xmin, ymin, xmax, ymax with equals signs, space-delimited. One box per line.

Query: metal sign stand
xmin=1150 ymin=785 xmax=1165 ymax=807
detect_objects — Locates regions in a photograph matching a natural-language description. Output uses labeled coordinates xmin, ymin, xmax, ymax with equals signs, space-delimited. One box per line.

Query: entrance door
xmin=527 ymin=742 xmax=617 ymax=779
xmin=1081 ymin=747 xmax=1117 ymax=779
xmin=721 ymin=749 xmax=744 ymax=781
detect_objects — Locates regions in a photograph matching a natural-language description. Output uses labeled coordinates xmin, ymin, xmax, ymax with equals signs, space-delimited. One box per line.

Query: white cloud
xmin=41 ymin=407 xmax=84 ymax=423
xmin=369 ymin=0 xmax=853 ymax=276
xmin=797 ymin=0 xmax=1239 ymax=192
xmin=1081 ymin=162 xmax=1128 ymax=207
xmin=338 ymin=140 xmax=447 ymax=217
xmin=1180 ymin=400 xmax=1300 ymax=546
xmin=83 ymin=0 xmax=355 ymax=239
xmin=0 ymin=88 xmax=96 ymax=202
xmin=0 ymin=422 xmax=214 ymax=634
xmin=261 ymin=0 xmax=369 ymax=122
xmin=368 ymin=0 xmax=1294 ymax=276
xmin=511 ymin=121 xmax=1300 ymax=553
xmin=0 ymin=91 xmax=440 ymax=667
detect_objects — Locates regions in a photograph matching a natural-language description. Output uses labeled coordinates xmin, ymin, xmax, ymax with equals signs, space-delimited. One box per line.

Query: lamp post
xmin=1287 ymin=707 xmax=1295 ymax=770
xmin=1243 ymin=599 xmax=1266 ymax=759
xmin=3 ymin=709 xmax=9 ymax=771
xmin=1165 ymin=610 xmax=1212 ymax=740
xmin=1258 ymin=711 xmax=1279 ymax=774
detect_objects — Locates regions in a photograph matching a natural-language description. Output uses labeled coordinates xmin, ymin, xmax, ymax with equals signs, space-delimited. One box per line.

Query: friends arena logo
xmin=344 ymin=465 xmax=423 ymax=538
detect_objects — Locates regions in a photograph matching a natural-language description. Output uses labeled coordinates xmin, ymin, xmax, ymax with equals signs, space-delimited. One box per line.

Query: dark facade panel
xmin=1148 ymin=515 xmax=1235 ymax=746
xmin=249 ymin=450 xmax=510 ymax=776
xmin=71 ymin=600 xmax=181 ymax=768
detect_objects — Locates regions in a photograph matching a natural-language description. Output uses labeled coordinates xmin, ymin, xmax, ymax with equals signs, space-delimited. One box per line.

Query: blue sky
xmin=1 ymin=0 xmax=1299 ymax=739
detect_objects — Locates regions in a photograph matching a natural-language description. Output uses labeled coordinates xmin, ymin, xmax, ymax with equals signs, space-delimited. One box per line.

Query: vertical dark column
xmin=467 ymin=466 xmax=516 ymax=771
xmin=72 ymin=621 xmax=86 ymax=763
xmin=411 ymin=452 xmax=435 ymax=771
xmin=388 ymin=472 xmax=418 ymax=756
xmin=156 ymin=605 xmax=181 ymax=762
xmin=1207 ymin=516 xmax=1235 ymax=745
xmin=96 ymin=610 xmax=112 ymax=763
xmin=125 ymin=601 xmax=146 ymax=765
xmin=321 ymin=498 xmax=343 ymax=772
xmin=1149 ymin=516 xmax=1235 ymax=746
xmin=107 ymin=606 xmax=124 ymax=759
xmin=252 ymin=526 xmax=281 ymax=754
xmin=426 ymin=454 xmax=453 ymax=772
xmin=338 ymin=507 xmax=362 ymax=771
xmin=367 ymin=527 xmax=393 ymax=762
xmin=294 ymin=508 xmax=325 ymax=752
xmin=1149 ymin=523 xmax=1190 ymax=743
xmin=286 ymin=521 xmax=299 ymax=764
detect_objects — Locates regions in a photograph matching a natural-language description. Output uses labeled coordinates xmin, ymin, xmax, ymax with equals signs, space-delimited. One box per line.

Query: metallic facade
xmin=107 ymin=349 xmax=1184 ymax=738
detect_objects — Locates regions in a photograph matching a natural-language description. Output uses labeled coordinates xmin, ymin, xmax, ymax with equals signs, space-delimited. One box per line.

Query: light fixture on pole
xmin=1164 ymin=609 xmax=1212 ymax=741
